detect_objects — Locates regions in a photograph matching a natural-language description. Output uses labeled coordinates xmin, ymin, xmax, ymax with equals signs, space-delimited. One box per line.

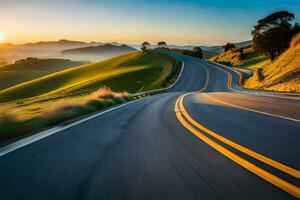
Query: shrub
xmin=88 ymin=86 xmax=129 ymax=99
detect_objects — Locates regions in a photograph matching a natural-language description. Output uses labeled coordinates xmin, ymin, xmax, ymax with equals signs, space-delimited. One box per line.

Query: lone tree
xmin=142 ymin=41 xmax=150 ymax=47
xmin=222 ymin=43 xmax=235 ymax=52
xmin=192 ymin=47 xmax=203 ymax=59
xmin=252 ymin=11 xmax=299 ymax=60
xmin=157 ymin=41 xmax=167 ymax=46
xmin=141 ymin=41 xmax=150 ymax=53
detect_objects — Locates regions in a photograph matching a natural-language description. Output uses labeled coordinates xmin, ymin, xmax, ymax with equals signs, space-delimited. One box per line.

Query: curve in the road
xmin=0 ymin=53 xmax=299 ymax=200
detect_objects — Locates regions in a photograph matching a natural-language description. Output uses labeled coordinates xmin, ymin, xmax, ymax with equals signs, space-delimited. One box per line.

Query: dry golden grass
xmin=290 ymin=33 xmax=300 ymax=48
xmin=244 ymin=33 xmax=300 ymax=92
xmin=0 ymin=105 xmax=23 ymax=125
xmin=39 ymin=86 xmax=130 ymax=123
xmin=87 ymin=86 xmax=129 ymax=100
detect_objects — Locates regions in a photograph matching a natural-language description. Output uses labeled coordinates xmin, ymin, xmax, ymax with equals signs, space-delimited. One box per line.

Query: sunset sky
xmin=0 ymin=0 xmax=299 ymax=45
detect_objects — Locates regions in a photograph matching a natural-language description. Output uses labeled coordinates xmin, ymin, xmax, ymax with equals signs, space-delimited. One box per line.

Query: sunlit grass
xmin=244 ymin=33 xmax=300 ymax=92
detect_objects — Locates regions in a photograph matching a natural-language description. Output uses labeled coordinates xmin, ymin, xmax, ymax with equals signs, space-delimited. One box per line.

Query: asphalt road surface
xmin=0 ymin=54 xmax=299 ymax=200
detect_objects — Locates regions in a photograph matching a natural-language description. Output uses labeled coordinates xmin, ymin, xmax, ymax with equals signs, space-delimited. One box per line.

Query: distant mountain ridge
xmin=61 ymin=44 xmax=137 ymax=61
xmin=62 ymin=44 xmax=136 ymax=55
xmin=0 ymin=40 xmax=109 ymax=63
xmin=0 ymin=39 xmax=102 ymax=49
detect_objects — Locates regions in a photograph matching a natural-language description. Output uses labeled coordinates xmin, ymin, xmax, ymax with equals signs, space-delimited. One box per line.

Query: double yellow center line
xmin=174 ymin=94 xmax=300 ymax=198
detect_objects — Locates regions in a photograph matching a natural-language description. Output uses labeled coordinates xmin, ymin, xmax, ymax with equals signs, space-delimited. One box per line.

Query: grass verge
xmin=0 ymin=87 xmax=133 ymax=143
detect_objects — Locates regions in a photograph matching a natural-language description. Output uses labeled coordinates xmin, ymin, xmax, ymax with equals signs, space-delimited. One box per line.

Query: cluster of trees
xmin=141 ymin=41 xmax=167 ymax=52
xmin=252 ymin=11 xmax=300 ymax=60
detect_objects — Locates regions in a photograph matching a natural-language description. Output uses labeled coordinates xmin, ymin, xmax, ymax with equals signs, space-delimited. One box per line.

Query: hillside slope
xmin=209 ymin=46 xmax=268 ymax=68
xmin=0 ymin=51 xmax=178 ymax=103
xmin=0 ymin=59 xmax=87 ymax=90
xmin=244 ymin=34 xmax=300 ymax=92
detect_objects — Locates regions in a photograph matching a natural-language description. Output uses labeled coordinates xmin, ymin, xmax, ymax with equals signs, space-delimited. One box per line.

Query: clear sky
xmin=0 ymin=0 xmax=299 ymax=45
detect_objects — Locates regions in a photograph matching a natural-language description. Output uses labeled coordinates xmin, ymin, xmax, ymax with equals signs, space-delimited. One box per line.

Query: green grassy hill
xmin=0 ymin=58 xmax=87 ymax=90
xmin=61 ymin=44 xmax=136 ymax=55
xmin=61 ymin=44 xmax=137 ymax=61
xmin=0 ymin=51 xmax=178 ymax=103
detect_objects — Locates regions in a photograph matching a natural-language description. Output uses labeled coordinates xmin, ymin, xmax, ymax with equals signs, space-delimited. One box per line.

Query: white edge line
xmin=0 ymin=61 xmax=185 ymax=157
xmin=0 ymin=99 xmax=142 ymax=157
xmin=202 ymin=93 xmax=300 ymax=123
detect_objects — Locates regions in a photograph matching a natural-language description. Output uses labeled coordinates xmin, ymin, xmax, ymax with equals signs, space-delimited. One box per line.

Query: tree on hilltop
xmin=192 ymin=47 xmax=203 ymax=59
xmin=252 ymin=11 xmax=299 ymax=60
xmin=157 ymin=41 xmax=167 ymax=46
xmin=142 ymin=41 xmax=150 ymax=47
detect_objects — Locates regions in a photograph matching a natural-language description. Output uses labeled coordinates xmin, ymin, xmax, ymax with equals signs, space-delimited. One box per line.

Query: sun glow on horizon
xmin=0 ymin=33 xmax=5 ymax=43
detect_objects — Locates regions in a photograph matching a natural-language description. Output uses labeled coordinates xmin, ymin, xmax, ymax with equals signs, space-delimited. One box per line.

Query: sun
xmin=0 ymin=33 xmax=5 ymax=43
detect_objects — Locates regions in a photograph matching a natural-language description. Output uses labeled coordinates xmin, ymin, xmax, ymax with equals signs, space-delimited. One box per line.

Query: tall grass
xmin=40 ymin=86 xmax=131 ymax=125
xmin=0 ymin=106 xmax=22 ymax=129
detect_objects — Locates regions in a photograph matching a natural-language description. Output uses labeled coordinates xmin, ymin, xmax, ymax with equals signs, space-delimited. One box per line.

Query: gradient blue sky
xmin=0 ymin=0 xmax=299 ymax=45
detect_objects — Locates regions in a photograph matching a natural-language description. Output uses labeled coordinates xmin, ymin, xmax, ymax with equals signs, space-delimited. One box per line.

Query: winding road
xmin=0 ymin=54 xmax=299 ymax=199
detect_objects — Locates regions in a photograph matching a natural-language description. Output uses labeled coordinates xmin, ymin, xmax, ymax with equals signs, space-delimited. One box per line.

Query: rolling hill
xmin=61 ymin=44 xmax=137 ymax=61
xmin=0 ymin=58 xmax=87 ymax=90
xmin=0 ymin=51 xmax=179 ymax=103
